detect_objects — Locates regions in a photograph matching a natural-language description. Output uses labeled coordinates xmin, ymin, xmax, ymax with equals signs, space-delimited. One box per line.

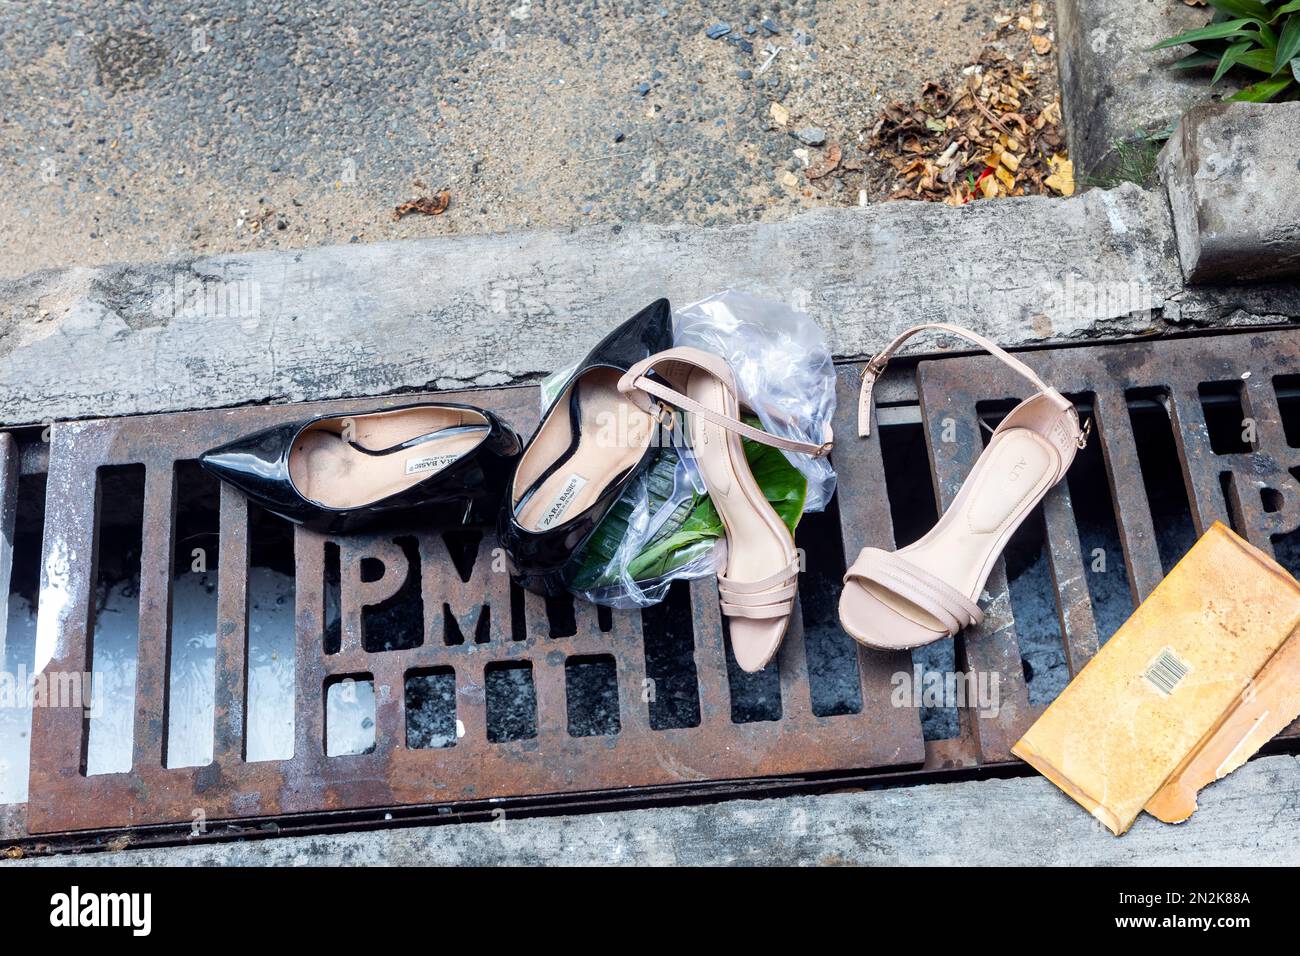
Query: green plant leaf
xmin=1256 ymin=19 xmax=1278 ymax=49
xmin=1207 ymin=0 xmax=1272 ymax=22
xmin=1169 ymin=50 xmax=1221 ymax=69
xmin=1272 ymin=1 xmax=1300 ymax=21
xmin=1275 ymin=13 xmax=1300 ymax=70
xmin=1238 ymin=47 xmax=1281 ymax=70
xmin=1187 ymin=36 xmax=1240 ymax=53
xmin=1149 ymin=18 xmax=1257 ymax=50
xmin=1213 ymin=39 xmax=1255 ymax=82
xmin=1227 ymin=74 xmax=1295 ymax=98
xmin=1293 ymin=55 xmax=1300 ymax=81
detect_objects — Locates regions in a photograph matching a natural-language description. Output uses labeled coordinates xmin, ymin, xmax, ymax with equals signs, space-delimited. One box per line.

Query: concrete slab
xmin=1159 ymin=102 xmax=1300 ymax=285
xmin=0 ymin=184 xmax=1186 ymax=427
xmin=8 ymin=754 xmax=1299 ymax=866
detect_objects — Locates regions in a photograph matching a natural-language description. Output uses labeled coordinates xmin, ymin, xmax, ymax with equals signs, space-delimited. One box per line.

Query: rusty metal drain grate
xmin=4 ymin=329 xmax=1300 ymax=837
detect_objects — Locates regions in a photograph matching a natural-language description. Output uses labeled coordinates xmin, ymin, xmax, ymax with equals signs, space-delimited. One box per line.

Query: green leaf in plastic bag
xmin=569 ymin=418 xmax=809 ymax=590
xmin=566 ymin=444 xmax=695 ymax=591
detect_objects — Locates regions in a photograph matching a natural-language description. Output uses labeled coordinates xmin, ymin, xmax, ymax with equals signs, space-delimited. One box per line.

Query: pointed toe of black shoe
xmin=499 ymin=298 xmax=675 ymax=595
xmin=589 ymin=297 xmax=672 ymax=368
xmin=199 ymin=422 xmax=303 ymax=511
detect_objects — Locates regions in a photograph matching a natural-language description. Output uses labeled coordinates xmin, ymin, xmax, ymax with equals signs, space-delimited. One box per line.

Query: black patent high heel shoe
xmin=200 ymin=403 xmax=521 ymax=535
xmin=499 ymin=298 xmax=673 ymax=595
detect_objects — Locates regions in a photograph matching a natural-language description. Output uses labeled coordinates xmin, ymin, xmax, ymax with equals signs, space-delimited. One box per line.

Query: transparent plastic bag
xmin=541 ymin=290 xmax=838 ymax=608
xmin=673 ymin=291 xmax=837 ymax=511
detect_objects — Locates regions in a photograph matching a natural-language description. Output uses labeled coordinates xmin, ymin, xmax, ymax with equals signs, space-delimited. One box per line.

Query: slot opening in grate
xmin=86 ymin=463 xmax=145 ymax=777
xmin=165 ymin=460 xmax=221 ymax=769
xmin=1126 ymin=387 xmax=1198 ymax=575
xmin=325 ymin=673 xmax=375 ymax=756
xmin=0 ymin=465 xmax=46 ymax=805
xmin=405 ymin=666 xmax=458 ymax=749
xmin=877 ymin=410 xmax=957 ymax=742
xmin=639 ymin=581 xmax=701 ymax=730
xmin=247 ymin=504 xmax=296 ymax=763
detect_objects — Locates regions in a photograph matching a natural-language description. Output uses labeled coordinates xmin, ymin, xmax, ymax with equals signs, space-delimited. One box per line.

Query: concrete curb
xmin=7 ymin=754 xmax=1299 ymax=866
xmin=1159 ymin=102 xmax=1300 ymax=284
xmin=0 ymin=184 xmax=1205 ymax=427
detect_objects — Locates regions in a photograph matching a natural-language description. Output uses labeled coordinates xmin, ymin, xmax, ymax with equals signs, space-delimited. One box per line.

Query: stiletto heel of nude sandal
xmin=839 ymin=323 xmax=1087 ymax=651
xmin=617 ymin=347 xmax=833 ymax=671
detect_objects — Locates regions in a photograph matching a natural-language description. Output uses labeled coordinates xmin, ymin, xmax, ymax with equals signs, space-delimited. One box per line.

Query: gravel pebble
xmin=794 ymin=126 xmax=826 ymax=146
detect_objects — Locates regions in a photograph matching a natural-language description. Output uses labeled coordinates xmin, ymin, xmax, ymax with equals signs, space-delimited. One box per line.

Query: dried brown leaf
xmin=806 ymin=143 xmax=843 ymax=180
xmin=393 ymin=190 xmax=451 ymax=221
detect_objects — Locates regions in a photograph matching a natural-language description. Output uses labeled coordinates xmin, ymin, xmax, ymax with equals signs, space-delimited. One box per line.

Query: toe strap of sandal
xmin=718 ymin=559 xmax=800 ymax=620
xmin=843 ymin=548 xmax=984 ymax=636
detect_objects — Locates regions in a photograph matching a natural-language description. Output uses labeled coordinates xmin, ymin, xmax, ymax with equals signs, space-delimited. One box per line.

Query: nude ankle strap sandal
xmin=619 ymin=346 xmax=832 ymax=672
xmin=841 ymin=323 xmax=1088 ymax=651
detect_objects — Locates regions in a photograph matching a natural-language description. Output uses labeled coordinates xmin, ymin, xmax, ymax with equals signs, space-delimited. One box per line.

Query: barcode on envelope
xmin=1144 ymin=646 xmax=1191 ymax=696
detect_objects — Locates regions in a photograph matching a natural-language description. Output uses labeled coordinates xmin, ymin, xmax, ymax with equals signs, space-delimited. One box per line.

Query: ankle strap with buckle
xmin=619 ymin=347 xmax=834 ymax=459
xmin=856 ymin=322 xmax=1075 ymax=438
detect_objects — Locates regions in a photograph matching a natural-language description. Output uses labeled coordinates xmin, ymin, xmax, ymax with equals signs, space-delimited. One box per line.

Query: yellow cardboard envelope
xmin=1012 ymin=522 xmax=1300 ymax=835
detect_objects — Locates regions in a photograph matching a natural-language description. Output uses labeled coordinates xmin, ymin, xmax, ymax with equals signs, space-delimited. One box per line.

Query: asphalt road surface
xmin=0 ymin=0 xmax=1019 ymax=277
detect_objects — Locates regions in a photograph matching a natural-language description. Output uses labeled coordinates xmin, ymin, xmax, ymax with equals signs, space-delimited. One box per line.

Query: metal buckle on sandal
xmin=1076 ymin=417 xmax=1092 ymax=449
xmin=859 ymin=354 xmax=888 ymax=383
xmin=651 ymin=401 xmax=675 ymax=430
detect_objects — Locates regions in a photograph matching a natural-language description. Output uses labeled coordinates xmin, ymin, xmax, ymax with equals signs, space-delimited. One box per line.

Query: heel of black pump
xmin=461 ymin=493 xmax=499 ymax=528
